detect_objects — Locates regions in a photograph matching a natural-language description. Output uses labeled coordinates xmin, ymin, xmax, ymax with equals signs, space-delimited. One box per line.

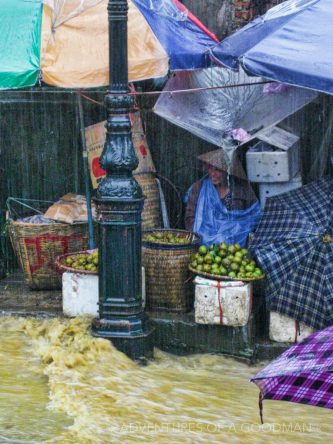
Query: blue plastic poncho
xmin=193 ymin=178 xmax=261 ymax=247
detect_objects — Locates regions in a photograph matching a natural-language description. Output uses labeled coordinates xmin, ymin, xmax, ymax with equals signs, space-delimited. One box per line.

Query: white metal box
xmin=269 ymin=311 xmax=315 ymax=343
xmin=246 ymin=126 xmax=300 ymax=182
xmin=259 ymin=173 xmax=302 ymax=208
xmin=194 ymin=277 xmax=252 ymax=326
xmin=63 ymin=272 xmax=99 ymax=317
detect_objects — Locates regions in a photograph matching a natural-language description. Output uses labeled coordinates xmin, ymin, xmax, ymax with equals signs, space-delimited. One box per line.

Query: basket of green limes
xmin=55 ymin=249 xmax=98 ymax=275
xmin=189 ymin=242 xmax=264 ymax=281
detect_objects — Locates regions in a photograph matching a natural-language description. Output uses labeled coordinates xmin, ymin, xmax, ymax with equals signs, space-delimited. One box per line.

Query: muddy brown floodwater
xmin=0 ymin=316 xmax=332 ymax=444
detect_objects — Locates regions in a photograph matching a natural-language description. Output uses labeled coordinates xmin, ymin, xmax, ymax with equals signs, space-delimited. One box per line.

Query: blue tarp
xmin=133 ymin=0 xmax=218 ymax=71
xmin=210 ymin=0 xmax=333 ymax=95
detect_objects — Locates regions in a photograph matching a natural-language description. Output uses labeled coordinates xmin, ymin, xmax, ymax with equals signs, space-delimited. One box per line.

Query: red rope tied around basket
xmin=217 ymin=281 xmax=223 ymax=325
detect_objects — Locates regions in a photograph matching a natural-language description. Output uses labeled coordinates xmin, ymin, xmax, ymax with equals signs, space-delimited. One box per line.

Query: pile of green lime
xmin=143 ymin=231 xmax=191 ymax=245
xmin=190 ymin=243 xmax=263 ymax=279
xmin=64 ymin=250 xmax=98 ymax=272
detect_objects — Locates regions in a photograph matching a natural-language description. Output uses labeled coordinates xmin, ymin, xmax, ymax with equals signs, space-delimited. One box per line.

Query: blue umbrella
xmin=249 ymin=176 xmax=333 ymax=330
xmin=210 ymin=0 xmax=333 ymax=95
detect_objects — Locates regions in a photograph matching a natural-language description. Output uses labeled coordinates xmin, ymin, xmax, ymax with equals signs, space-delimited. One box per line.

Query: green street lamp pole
xmin=92 ymin=0 xmax=154 ymax=360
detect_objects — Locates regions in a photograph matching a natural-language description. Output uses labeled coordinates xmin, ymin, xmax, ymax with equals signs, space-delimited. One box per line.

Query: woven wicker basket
xmin=7 ymin=220 xmax=90 ymax=290
xmin=142 ymin=229 xmax=201 ymax=312
xmin=135 ymin=173 xmax=161 ymax=230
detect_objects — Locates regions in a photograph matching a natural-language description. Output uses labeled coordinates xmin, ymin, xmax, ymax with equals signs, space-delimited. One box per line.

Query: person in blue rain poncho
xmin=185 ymin=149 xmax=261 ymax=247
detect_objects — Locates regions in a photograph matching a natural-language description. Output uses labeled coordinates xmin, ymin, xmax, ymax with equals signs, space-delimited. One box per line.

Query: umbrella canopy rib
xmin=250 ymin=177 xmax=333 ymax=330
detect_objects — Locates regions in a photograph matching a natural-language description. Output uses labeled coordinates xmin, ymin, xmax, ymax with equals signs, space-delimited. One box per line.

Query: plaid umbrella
xmin=250 ymin=176 xmax=333 ymax=330
xmin=251 ymin=325 xmax=333 ymax=423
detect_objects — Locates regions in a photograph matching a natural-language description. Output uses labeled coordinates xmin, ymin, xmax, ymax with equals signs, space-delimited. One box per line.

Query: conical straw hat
xmin=197 ymin=149 xmax=248 ymax=180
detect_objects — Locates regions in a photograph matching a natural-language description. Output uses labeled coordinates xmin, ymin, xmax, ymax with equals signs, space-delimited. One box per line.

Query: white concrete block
xmin=62 ymin=267 xmax=146 ymax=317
xmin=62 ymin=272 xmax=98 ymax=317
xmin=194 ymin=277 xmax=252 ymax=326
xmin=269 ymin=311 xmax=315 ymax=343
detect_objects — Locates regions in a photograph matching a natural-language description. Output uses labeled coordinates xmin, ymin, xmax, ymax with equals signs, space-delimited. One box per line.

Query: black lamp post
xmin=92 ymin=0 xmax=154 ymax=360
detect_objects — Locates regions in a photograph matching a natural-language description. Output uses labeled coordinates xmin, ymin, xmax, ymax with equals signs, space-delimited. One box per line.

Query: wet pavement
xmin=0 ymin=271 xmax=63 ymax=317
xmin=0 ymin=271 xmax=288 ymax=364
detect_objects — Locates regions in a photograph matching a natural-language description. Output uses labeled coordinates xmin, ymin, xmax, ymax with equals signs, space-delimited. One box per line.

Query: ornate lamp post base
xmin=92 ymin=318 xmax=154 ymax=362
xmin=93 ymin=191 xmax=154 ymax=361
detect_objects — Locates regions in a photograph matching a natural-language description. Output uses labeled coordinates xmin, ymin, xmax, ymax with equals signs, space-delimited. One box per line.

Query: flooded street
xmin=0 ymin=316 xmax=332 ymax=444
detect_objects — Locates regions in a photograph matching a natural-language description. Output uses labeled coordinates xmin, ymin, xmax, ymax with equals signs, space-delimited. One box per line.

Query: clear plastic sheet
xmin=263 ymin=0 xmax=319 ymax=21
xmin=17 ymin=215 xmax=57 ymax=224
xmin=134 ymin=0 xmax=188 ymax=21
xmin=43 ymin=0 xmax=189 ymax=29
xmin=154 ymin=67 xmax=318 ymax=162
xmin=43 ymin=0 xmax=104 ymax=28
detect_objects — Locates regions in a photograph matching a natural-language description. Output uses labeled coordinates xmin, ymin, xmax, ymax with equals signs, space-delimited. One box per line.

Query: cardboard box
xmin=194 ymin=276 xmax=252 ymax=326
xmin=85 ymin=111 xmax=156 ymax=189
xmin=246 ymin=126 xmax=300 ymax=182
xmin=259 ymin=173 xmax=302 ymax=208
xmin=269 ymin=311 xmax=315 ymax=343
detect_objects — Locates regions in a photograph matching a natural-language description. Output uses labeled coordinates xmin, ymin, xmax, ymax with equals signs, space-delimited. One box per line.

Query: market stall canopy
xmin=0 ymin=0 xmax=218 ymax=89
xmin=209 ymin=0 xmax=333 ymax=95
xmin=154 ymin=67 xmax=317 ymax=162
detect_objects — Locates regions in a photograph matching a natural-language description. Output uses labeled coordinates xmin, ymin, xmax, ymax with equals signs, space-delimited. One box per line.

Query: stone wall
xmin=234 ymin=0 xmax=284 ymax=28
xmin=182 ymin=0 xmax=284 ymax=39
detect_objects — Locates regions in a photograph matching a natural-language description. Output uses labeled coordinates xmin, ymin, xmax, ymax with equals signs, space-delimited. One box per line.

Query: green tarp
xmin=0 ymin=0 xmax=42 ymax=89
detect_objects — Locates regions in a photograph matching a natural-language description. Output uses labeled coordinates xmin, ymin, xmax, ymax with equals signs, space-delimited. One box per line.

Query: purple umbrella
xmin=251 ymin=325 xmax=333 ymax=423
